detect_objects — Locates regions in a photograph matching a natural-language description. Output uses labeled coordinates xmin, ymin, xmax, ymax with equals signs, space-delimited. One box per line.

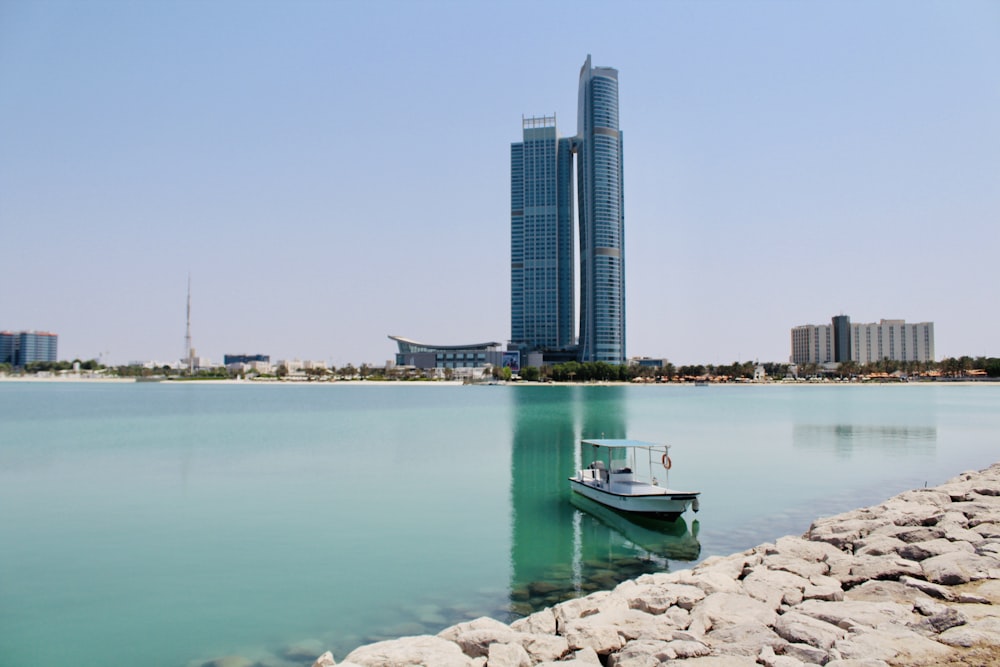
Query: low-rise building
xmin=388 ymin=335 xmax=506 ymax=371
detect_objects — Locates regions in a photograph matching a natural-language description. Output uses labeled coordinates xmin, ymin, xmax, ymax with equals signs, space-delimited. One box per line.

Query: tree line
xmin=4 ymin=355 xmax=999 ymax=381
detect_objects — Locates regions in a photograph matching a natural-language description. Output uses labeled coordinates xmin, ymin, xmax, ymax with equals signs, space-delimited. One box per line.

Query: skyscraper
xmin=510 ymin=55 xmax=625 ymax=365
xmin=576 ymin=55 xmax=625 ymax=364
xmin=510 ymin=115 xmax=576 ymax=353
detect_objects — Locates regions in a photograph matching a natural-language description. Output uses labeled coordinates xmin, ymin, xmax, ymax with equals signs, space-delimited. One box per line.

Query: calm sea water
xmin=1 ymin=382 xmax=998 ymax=666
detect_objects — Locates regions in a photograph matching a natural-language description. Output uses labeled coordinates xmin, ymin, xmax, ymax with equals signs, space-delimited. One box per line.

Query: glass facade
xmin=1 ymin=331 xmax=58 ymax=366
xmin=577 ymin=55 xmax=625 ymax=364
xmin=510 ymin=116 xmax=575 ymax=352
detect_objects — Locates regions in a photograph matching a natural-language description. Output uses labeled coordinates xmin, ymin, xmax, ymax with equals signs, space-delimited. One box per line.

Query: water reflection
xmin=793 ymin=424 xmax=937 ymax=456
xmin=507 ymin=386 xmax=700 ymax=617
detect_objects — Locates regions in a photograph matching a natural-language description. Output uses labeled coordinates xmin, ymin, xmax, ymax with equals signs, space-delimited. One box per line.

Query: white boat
xmin=569 ymin=439 xmax=700 ymax=521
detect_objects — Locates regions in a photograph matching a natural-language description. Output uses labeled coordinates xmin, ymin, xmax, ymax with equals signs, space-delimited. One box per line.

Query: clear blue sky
xmin=2 ymin=0 xmax=998 ymax=366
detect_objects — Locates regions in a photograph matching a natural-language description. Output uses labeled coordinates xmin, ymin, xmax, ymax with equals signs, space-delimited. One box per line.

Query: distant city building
xmin=388 ymin=335 xmax=505 ymax=370
xmin=511 ymin=55 xmax=625 ymax=365
xmin=224 ymin=354 xmax=270 ymax=365
xmin=630 ymin=357 xmax=670 ymax=369
xmin=183 ymin=348 xmax=211 ymax=371
xmin=791 ymin=317 xmax=935 ymax=365
xmin=0 ymin=331 xmax=58 ymax=366
xmin=832 ymin=315 xmax=851 ymax=363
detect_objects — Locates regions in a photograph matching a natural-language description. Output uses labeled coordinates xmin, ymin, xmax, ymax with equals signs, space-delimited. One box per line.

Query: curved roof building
xmin=388 ymin=336 xmax=505 ymax=370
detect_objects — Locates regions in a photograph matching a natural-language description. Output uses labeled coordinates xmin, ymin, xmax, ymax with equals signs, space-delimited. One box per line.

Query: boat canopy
xmin=581 ymin=439 xmax=670 ymax=449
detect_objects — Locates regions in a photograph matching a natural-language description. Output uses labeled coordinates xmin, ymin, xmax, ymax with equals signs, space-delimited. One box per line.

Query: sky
xmin=1 ymin=0 xmax=998 ymax=367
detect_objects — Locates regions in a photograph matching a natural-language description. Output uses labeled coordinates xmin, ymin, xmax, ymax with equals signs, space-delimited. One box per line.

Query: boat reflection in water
xmin=569 ymin=492 xmax=701 ymax=562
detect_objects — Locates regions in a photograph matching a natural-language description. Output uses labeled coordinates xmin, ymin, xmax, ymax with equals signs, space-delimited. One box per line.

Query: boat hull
xmin=569 ymin=478 xmax=698 ymax=521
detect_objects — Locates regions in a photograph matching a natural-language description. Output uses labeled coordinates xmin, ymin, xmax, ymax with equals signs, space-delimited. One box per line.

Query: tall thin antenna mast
xmin=185 ymin=274 xmax=193 ymax=372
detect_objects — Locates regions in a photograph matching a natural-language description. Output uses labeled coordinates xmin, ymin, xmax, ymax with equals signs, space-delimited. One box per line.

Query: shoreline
xmin=0 ymin=375 xmax=995 ymax=388
xmin=307 ymin=464 xmax=1000 ymax=667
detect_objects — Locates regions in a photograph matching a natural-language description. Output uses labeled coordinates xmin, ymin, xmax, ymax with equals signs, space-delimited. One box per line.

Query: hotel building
xmin=791 ymin=317 xmax=935 ymax=365
xmin=510 ymin=115 xmax=575 ymax=353
xmin=0 ymin=330 xmax=58 ymax=366
xmin=510 ymin=55 xmax=625 ymax=365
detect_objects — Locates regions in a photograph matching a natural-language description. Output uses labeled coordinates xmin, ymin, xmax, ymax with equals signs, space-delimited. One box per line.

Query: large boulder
xmin=486 ymin=642 xmax=532 ymax=667
xmin=704 ymin=623 xmax=788 ymax=657
xmin=897 ymin=537 xmax=975 ymax=561
xmin=773 ymin=611 xmax=847 ymax=649
xmin=794 ymin=598 xmax=915 ymax=630
xmin=560 ymin=616 xmax=626 ymax=655
xmin=615 ymin=580 xmax=707 ymax=614
xmin=438 ymin=617 xmax=517 ymax=658
xmin=607 ymin=639 xmax=674 ymax=667
xmin=921 ymin=550 xmax=1000 ymax=585
xmin=833 ymin=625 xmax=955 ymax=664
xmin=343 ymin=635 xmax=474 ymax=666
xmin=937 ymin=616 xmax=1000 ymax=647
xmin=840 ymin=555 xmax=923 ymax=587
xmin=510 ymin=608 xmax=556 ymax=635
xmin=688 ymin=592 xmax=777 ymax=636
xmin=740 ymin=567 xmax=809 ymax=610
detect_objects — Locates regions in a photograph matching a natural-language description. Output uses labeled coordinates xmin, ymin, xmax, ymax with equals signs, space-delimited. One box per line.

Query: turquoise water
xmin=1 ymin=382 xmax=998 ymax=666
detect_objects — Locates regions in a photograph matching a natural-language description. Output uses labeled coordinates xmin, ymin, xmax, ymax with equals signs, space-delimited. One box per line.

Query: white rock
xmin=486 ymin=642 xmax=531 ymax=667
xmin=675 ymin=568 xmax=743 ymax=595
xmin=921 ymin=550 xmax=1000 ymax=585
xmin=773 ymin=611 xmax=847 ymax=649
xmin=438 ymin=616 xmax=510 ymax=643
xmin=618 ymin=582 xmax=706 ymax=614
xmin=704 ymin=622 xmax=788 ymax=657
xmin=659 ymin=657 xmax=757 ymax=666
xmin=607 ymin=639 xmax=674 ymax=667
xmin=853 ymin=534 xmax=905 ymax=557
xmin=563 ymin=607 xmax=674 ymax=645
xmin=762 ymin=553 xmax=829 ymax=579
xmin=510 ymin=608 xmax=556 ymax=635
xmin=897 ymin=537 xmax=975 ymax=561
xmin=833 ymin=625 xmax=954 ymax=663
xmin=740 ymin=567 xmax=808 ymax=610
xmin=688 ymin=592 xmax=776 ymax=636
xmin=937 ymin=616 xmax=1000 ymax=647
xmin=840 ymin=555 xmax=923 ymax=586
xmin=794 ymin=599 xmax=915 ymax=630
xmin=311 ymin=651 xmax=336 ymax=667
xmin=780 ymin=642 xmax=830 ymax=665
xmin=808 ymin=517 xmax=881 ymax=550
xmin=772 ymin=535 xmax=850 ymax=564
xmin=552 ymin=591 xmax=612 ymax=627
xmin=668 ymin=639 xmax=711 ymax=658
xmin=519 ymin=631 xmax=570 ymax=663
xmin=343 ymin=635 xmax=474 ymax=667
xmin=560 ymin=618 xmax=625 ymax=655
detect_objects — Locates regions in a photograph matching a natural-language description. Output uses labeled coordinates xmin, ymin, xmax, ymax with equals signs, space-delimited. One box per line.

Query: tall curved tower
xmin=576 ymin=54 xmax=625 ymax=364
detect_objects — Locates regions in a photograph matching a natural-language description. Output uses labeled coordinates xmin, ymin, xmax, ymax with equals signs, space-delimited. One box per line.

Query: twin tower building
xmin=511 ymin=55 xmax=625 ymax=366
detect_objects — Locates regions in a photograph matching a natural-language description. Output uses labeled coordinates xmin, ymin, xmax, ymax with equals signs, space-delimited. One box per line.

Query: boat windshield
xmin=609 ymin=447 xmax=631 ymax=471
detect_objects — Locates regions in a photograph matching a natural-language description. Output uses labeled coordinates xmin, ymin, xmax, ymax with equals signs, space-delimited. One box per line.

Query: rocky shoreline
xmin=309 ymin=463 xmax=999 ymax=667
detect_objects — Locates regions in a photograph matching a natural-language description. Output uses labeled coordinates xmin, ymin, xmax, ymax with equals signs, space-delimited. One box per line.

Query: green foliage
xmin=520 ymin=366 xmax=540 ymax=382
xmin=547 ymin=361 xmax=634 ymax=382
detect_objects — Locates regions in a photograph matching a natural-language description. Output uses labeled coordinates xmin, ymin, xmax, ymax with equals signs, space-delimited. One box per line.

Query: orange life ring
xmin=662 ymin=454 xmax=672 ymax=470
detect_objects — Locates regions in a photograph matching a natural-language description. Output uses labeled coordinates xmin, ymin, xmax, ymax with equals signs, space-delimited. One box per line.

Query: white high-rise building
xmin=791 ymin=317 xmax=934 ymax=365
